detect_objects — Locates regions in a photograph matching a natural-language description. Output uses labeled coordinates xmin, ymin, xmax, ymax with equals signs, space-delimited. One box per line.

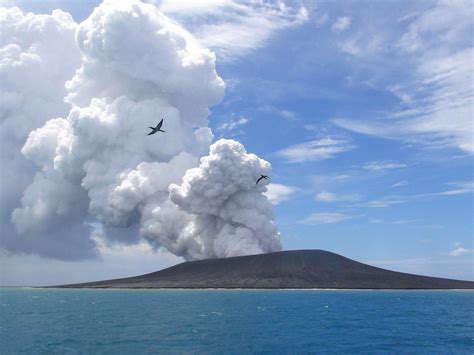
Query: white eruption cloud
xmin=2 ymin=1 xmax=282 ymax=260
xmin=0 ymin=7 xmax=93 ymax=259
xmin=164 ymin=139 xmax=281 ymax=259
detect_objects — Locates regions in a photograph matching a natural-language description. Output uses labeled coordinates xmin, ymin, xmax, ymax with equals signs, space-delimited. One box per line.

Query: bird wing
xmin=256 ymin=176 xmax=263 ymax=184
xmin=156 ymin=118 xmax=164 ymax=130
xmin=147 ymin=131 xmax=155 ymax=136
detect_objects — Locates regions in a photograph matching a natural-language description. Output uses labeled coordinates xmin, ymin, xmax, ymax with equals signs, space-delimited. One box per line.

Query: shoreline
xmin=2 ymin=286 xmax=473 ymax=291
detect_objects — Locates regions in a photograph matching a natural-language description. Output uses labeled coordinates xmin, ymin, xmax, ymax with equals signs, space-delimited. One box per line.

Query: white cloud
xmin=166 ymin=139 xmax=282 ymax=259
xmin=449 ymin=242 xmax=472 ymax=257
xmin=312 ymin=173 xmax=353 ymax=186
xmin=334 ymin=1 xmax=473 ymax=154
xmin=392 ymin=180 xmax=408 ymax=188
xmin=0 ymin=6 xmax=88 ymax=259
xmin=397 ymin=0 xmax=472 ymax=53
xmin=338 ymin=33 xmax=383 ymax=57
xmin=159 ymin=0 xmax=308 ymax=61
xmin=315 ymin=191 xmax=359 ymax=203
xmin=338 ymin=37 xmax=361 ymax=55
xmin=279 ymin=110 xmax=297 ymax=121
xmin=298 ymin=212 xmax=349 ymax=225
xmin=13 ymin=1 xmax=224 ymax=259
xmin=3 ymin=1 xmax=281 ymax=261
xmin=416 ymin=181 xmax=474 ymax=198
xmin=315 ymin=191 xmax=337 ymax=202
xmin=368 ymin=218 xmax=419 ymax=225
xmin=276 ymin=138 xmax=354 ymax=163
xmin=387 ymin=85 xmax=412 ymax=104
xmin=407 ymin=48 xmax=474 ymax=153
xmin=357 ymin=181 xmax=473 ymax=210
xmin=437 ymin=181 xmax=474 ymax=196
xmin=368 ymin=218 xmax=383 ymax=224
xmin=260 ymin=105 xmax=297 ymax=121
xmin=364 ymin=199 xmax=405 ymax=208
xmin=264 ymin=183 xmax=298 ymax=205
xmin=363 ymin=160 xmax=407 ymax=172
xmin=331 ymin=16 xmax=351 ymax=33
xmin=333 ymin=117 xmax=397 ymax=137
xmin=217 ymin=116 xmax=248 ymax=131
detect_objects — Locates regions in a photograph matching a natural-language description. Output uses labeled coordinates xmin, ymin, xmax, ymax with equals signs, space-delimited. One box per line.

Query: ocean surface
xmin=1 ymin=289 xmax=473 ymax=354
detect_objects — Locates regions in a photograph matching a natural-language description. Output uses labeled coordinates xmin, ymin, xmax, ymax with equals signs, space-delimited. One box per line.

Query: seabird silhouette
xmin=256 ymin=174 xmax=269 ymax=185
xmin=147 ymin=118 xmax=165 ymax=136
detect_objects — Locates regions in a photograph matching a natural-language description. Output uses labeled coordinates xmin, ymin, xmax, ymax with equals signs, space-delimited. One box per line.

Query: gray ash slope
xmin=56 ymin=250 xmax=474 ymax=289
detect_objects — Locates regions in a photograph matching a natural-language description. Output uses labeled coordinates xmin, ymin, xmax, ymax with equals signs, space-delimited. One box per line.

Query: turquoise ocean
xmin=1 ymin=289 xmax=473 ymax=353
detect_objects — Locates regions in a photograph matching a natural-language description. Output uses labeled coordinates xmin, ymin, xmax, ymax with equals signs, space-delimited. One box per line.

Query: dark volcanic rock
xmin=55 ymin=250 xmax=474 ymax=289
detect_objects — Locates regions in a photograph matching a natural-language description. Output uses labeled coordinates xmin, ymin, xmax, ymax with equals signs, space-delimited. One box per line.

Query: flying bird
xmin=256 ymin=174 xmax=269 ymax=185
xmin=147 ymin=118 xmax=165 ymax=136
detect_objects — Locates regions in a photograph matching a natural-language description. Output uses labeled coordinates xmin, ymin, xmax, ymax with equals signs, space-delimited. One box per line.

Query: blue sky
xmin=2 ymin=0 xmax=472 ymax=284
xmin=201 ymin=0 xmax=473 ymax=279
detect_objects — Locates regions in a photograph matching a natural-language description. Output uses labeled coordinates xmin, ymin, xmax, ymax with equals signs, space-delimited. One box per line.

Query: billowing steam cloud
xmin=0 ymin=7 xmax=92 ymax=259
xmin=141 ymin=139 xmax=281 ymax=259
xmin=2 ymin=1 xmax=282 ymax=260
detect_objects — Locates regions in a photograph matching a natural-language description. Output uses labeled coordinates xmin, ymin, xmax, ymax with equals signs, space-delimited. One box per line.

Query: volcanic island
xmin=54 ymin=250 xmax=474 ymax=289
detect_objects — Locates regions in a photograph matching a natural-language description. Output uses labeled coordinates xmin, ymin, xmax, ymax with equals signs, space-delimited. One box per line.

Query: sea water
xmin=1 ymin=289 xmax=473 ymax=354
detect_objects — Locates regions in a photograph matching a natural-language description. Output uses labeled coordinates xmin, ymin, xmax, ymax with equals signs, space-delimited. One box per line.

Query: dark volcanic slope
xmin=56 ymin=250 xmax=474 ymax=289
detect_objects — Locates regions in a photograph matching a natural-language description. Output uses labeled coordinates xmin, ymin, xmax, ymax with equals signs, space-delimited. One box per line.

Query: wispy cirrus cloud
xmin=312 ymin=173 xmax=354 ymax=186
xmin=276 ymin=138 xmax=354 ymax=163
xmin=427 ymin=181 xmax=473 ymax=197
xmin=333 ymin=0 xmax=473 ymax=155
xmin=331 ymin=16 xmax=351 ymax=33
xmin=392 ymin=180 xmax=408 ymax=188
xmin=369 ymin=218 xmax=419 ymax=225
xmin=396 ymin=0 xmax=471 ymax=53
xmin=363 ymin=160 xmax=407 ymax=172
xmin=358 ymin=181 xmax=473 ymax=209
xmin=259 ymin=105 xmax=297 ymax=121
xmin=363 ymin=199 xmax=406 ymax=208
xmin=315 ymin=191 xmax=360 ymax=203
xmin=159 ymin=0 xmax=308 ymax=61
xmin=298 ymin=212 xmax=350 ymax=225
xmin=337 ymin=32 xmax=383 ymax=57
xmin=216 ymin=116 xmax=248 ymax=132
